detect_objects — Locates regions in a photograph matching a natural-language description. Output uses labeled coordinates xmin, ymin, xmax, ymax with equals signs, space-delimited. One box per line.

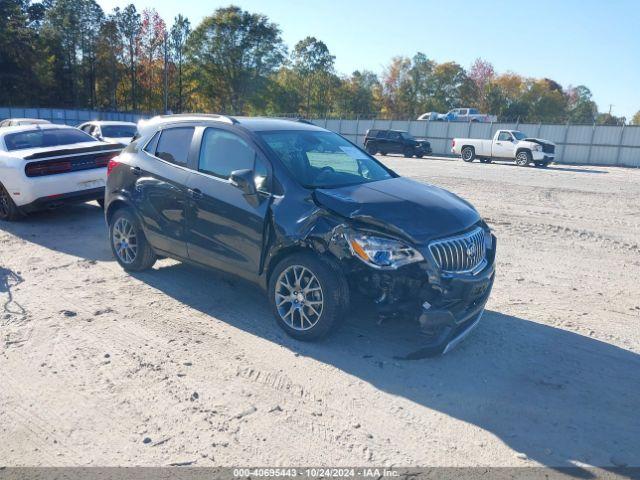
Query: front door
xmin=493 ymin=131 xmax=517 ymax=158
xmin=185 ymin=127 xmax=270 ymax=279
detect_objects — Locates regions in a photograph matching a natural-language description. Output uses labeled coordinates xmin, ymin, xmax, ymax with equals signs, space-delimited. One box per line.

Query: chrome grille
xmin=429 ymin=227 xmax=487 ymax=274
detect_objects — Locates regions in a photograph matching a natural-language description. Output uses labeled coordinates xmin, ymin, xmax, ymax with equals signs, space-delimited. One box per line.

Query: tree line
xmin=1 ymin=0 xmax=636 ymax=125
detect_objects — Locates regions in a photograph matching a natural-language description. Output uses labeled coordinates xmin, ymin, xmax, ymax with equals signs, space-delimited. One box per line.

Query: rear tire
xmin=366 ymin=143 xmax=378 ymax=155
xmin=109 ymin=208 xmax=156 ymax=271
xmin=0 ymin=182 xmax=22 ymax=221
xmin=461 ymin=146 xmax=475 ymax=162
xmin=268 ymin=252 xmax=349 ymax=341
xmin=515 ymin=150 xmax=532 ymax=167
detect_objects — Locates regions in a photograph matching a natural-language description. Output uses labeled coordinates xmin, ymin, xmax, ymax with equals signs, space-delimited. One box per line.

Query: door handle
xmin=188 ymin=188 xmax=203 ymax=199
xmin=131 ymin=166 xmax=142 ymax=176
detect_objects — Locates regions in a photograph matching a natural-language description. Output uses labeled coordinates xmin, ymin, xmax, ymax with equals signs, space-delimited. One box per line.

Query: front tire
xmin=268 ymin=252 xmax=349 ymax=341
xmin=0 ymin=182 xmax=22 ymax=221
xmin=109 ymin=208 xmax=156 ymax=271
xmin=403 ymin=147 xmax=415 ymax=158
xmin=516 ymin=150 xmax=532 ymax=167
xmin=461 ymin=146 xmax=475 ymax=162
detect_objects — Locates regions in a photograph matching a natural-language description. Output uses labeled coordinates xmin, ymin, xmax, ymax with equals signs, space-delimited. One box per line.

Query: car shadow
xmin=483 ymin=161 xmax=609 ymax=174
xmin=0 ymin=202 xmax=113 ymax=262
xmin=131 ymin=261 xmax=640 ymax=473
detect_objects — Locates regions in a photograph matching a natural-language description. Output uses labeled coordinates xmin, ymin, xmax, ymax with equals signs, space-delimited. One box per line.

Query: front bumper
xmin=532 ymin=151 xmax=554 ymax=162
xmin=417 ymin=262 xmax=495 ymax=356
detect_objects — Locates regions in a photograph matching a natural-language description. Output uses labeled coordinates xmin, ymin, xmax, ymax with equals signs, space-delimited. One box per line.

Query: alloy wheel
xmin=275 ymin=265 xmax=324 ymax=331
xmin=112 ymin=217 xmax=138 ymax=264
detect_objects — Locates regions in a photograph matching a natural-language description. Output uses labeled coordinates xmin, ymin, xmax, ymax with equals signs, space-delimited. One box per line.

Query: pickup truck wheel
xmin=269 ymin=252 xmax=349 ymax=341
xmin=403 ymin=147 xmax=415 ymax=158
xmin=515 ymin=150 xmax=532 ymax=167
xmin=461 ymin=147 xmax=475 ymax=162
xmin=0 ymin=182 xmax=22 ymax=222
xmin=366 ymin=143 xmax=378 ymax=155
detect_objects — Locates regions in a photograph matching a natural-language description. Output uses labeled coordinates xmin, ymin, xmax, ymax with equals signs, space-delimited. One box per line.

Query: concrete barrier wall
xmin=1 ymin=107 xmax=638 ymax=167
xmin=311 ymin=118 xmax=640 ymax=167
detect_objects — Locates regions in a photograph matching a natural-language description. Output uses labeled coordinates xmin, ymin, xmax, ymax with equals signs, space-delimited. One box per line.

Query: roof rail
xmin=295 ymin=118 xmax=315 ymax=125
xmin=155 ymin=113 xmax=239 ymax=125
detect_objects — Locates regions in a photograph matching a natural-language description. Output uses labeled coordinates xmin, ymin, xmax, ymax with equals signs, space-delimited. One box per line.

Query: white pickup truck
xmin=451 ymin=129 xmax=556 ymax=167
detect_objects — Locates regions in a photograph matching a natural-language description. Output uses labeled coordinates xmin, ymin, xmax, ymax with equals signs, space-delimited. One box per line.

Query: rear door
xmin=134 ymin=126 xmax=195 ymax=258
xmin=386 ymin=131 xmax=402 ymax=153
xmin=185 ymin=126 xmax=271 ymax=279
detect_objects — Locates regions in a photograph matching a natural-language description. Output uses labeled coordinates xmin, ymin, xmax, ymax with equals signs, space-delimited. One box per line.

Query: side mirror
xmin=230 ymin=169 xmax=260 ymax=206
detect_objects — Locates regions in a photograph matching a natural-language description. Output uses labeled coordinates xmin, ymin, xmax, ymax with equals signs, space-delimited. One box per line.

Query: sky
xmin=96 ymin=0 xmax=639 ymax=119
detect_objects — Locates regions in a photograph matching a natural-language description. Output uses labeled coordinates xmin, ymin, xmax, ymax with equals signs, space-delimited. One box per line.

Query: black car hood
xmin=313 ymin=177 xmax=480 ymax=244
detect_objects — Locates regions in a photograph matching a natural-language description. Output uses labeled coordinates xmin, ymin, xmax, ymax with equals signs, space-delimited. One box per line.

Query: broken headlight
xmin=347 ymin=232 xmax=424 ymax=269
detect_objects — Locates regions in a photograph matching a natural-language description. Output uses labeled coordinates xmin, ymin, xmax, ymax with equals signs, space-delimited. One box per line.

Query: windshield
xmin=259 ymin=130 xmax=394 ymax=189
xmin=4 ymin=128 xmax=97 ymax=151
xmin=101 ymin=125 xmax=137 ymax=138
xmin=512 ymin=131 xmax=527 ymax=140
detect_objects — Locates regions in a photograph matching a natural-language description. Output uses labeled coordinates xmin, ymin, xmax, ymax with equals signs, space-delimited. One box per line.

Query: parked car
xmin=0 ymin=118 xmax=51 ymax=128
xmin=364 ymin=129 xmax=432 ymax=158
xmin=105 ymin=114 xmax=496 ymax=355
xmin=452 ymin=129 xmax=556 ymax=167
xmin=78 ymin=121 xmax=137 ymax=145
xmin=433 ymin=108 xmax=497 ymax=123
xmin=417 ymin=112 xmax=439 ymax=121
xmin=0 ymin=124 xmax=122 ymax=221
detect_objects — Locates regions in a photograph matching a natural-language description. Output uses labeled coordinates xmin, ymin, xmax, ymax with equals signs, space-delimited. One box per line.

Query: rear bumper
xmin=19 ymin=187 xmax=104 ymax=213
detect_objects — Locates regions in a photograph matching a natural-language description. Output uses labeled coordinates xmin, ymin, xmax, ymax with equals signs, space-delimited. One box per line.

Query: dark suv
xmin=105 ymin=115 xmax=495 ymax=355
xmin=364 ymin=129 xmax=432 ymax=158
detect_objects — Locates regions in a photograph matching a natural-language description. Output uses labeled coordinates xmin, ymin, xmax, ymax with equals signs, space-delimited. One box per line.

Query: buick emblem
xmin=465 ymin=241 xmax=476 ymax=257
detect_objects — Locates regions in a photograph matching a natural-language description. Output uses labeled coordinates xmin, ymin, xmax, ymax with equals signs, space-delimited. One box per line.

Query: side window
xmin=155 ymin=127 xmax=194 ymax=166
xmin=497 ymin=132 xmax=512 ymax=141
xmin=376 ymin=130 xmax=387 ymax=139
xmin=198 ymin=128 xmax=256 ymax=179
xmin=143 ymin=131 xmax=160 ymax=154
xmin=388 ymin=131 xmax=401 ymax=140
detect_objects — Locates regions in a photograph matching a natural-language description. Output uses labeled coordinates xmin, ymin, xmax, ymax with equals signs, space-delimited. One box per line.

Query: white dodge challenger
xmin=0 ymin=124 xmax=122 ymax=221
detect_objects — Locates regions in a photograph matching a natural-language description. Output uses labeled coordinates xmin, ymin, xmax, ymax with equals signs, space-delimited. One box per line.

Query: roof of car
xmin=2 ymin=118 xmax=51 ymax=124
xmin=0 ymin=123 xmax=76 ymax=137
xmin=137 ymin=114 xmax=325 ymax=137
xmin=81 ymin=120 xmax=137 ymax=126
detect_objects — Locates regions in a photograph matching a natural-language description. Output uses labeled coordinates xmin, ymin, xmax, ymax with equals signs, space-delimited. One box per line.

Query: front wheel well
xmin=516 ymin=147 xmax=532 ymax=156
xmin=264 ymin=244 xmax=345 ymax=289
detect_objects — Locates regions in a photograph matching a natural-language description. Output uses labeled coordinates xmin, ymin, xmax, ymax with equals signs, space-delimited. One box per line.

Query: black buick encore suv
xmin=105 ymin=115 xmax=496 ymax=355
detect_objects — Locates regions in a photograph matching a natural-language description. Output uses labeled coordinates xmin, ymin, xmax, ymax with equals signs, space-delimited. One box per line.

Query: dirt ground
xmin=1 ymin=157 xmax=639 ymax=469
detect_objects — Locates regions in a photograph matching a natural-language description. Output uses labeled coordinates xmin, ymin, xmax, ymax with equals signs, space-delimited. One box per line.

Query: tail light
xmin=25 ymin=161 xmax=72 ymax=177
xmin=107 ymin=158 xmax=120 ymax=176
xmin=452 ymin=139 xmax=456 ymax=147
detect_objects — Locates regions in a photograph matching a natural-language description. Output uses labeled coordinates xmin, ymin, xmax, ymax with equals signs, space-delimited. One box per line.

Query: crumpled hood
xmin=313 ymin=177 xmax=481 ymax=244
xmin=523 ymin=137 xmax=556 ymax=146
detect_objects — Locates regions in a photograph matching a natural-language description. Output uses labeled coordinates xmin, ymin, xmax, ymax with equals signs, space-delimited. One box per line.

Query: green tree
xmin=291 ymin=36 xmax=335 ymax=116
xmin=566 ymin=85 xmax=597 ymax=124
xmin=186 ymin=6 xmax=285 ymax=113
xmin=632 ymin=111 xmax=640 ymax=125
xmin=170 ymin=14 xmax=191 ymax=112
xmin=115 ymin=4 xmax=141 ymax=110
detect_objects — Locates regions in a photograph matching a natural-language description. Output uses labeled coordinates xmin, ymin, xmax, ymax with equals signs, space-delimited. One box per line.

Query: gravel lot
xmin=1 ymin=157 xmax=639 ymax=469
